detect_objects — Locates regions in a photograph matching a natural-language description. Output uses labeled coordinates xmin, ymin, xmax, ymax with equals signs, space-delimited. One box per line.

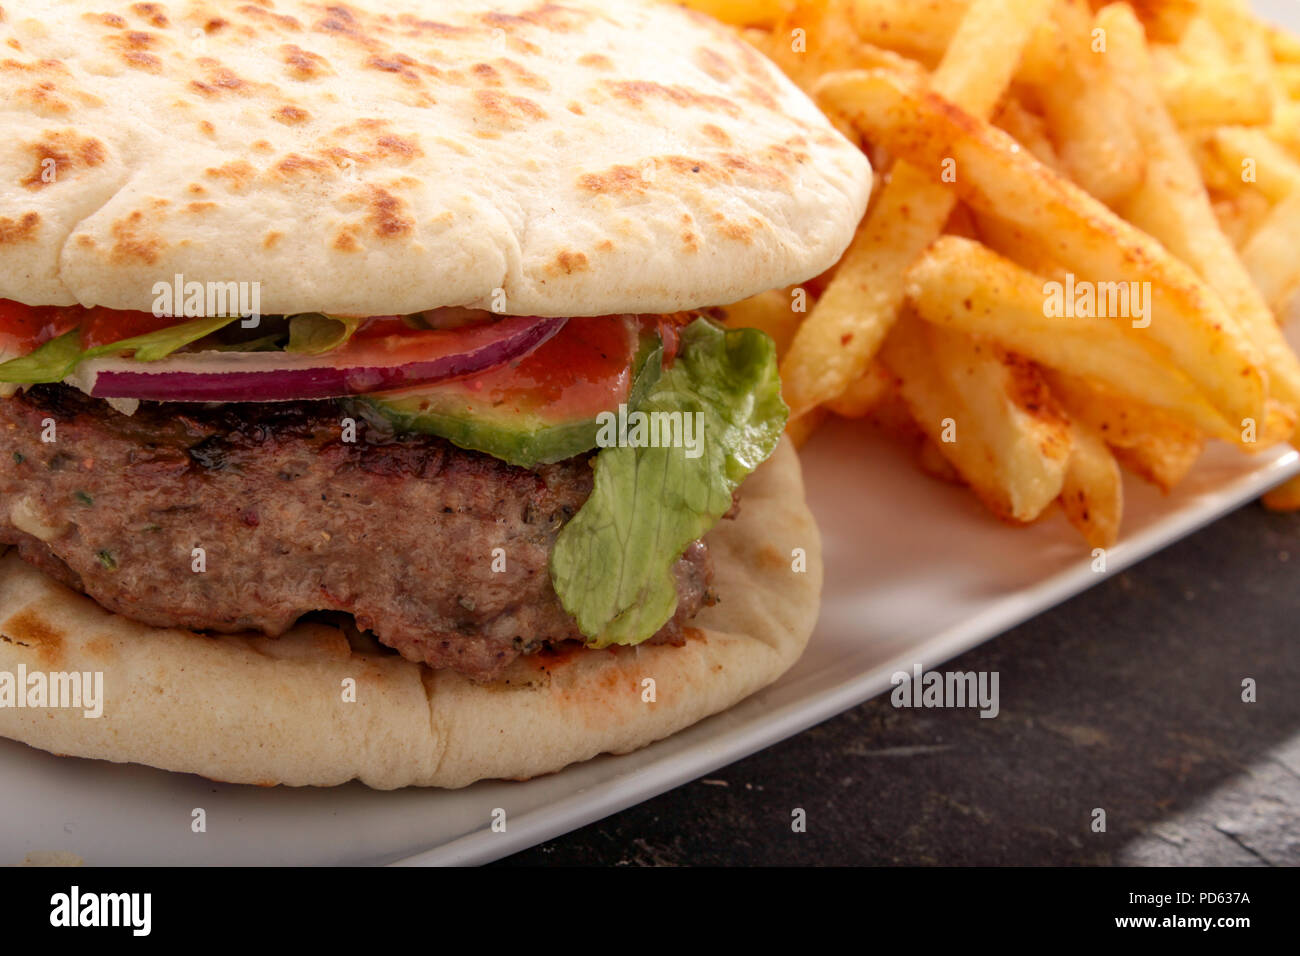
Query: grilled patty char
xmin=0 ymin=385 xmax=715 ymax=681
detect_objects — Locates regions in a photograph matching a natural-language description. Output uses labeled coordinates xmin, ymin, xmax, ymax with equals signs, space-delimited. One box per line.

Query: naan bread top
xmin=0 ymin=0 xmax=871 ymax=317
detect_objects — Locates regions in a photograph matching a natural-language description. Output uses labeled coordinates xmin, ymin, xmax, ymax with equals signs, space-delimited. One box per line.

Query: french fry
xmin=729 ymin=0 xmax=1300 ymax=544
xmin=1127 ymin=0 xmax=1200 ymax=43
xmin=674 ymin=0 xmax=786 ymax=28
xmin=991 ymin=98 xmax=1062 ymax=172
xmin=969 ymin=208 xmax=1065 ymax=278
xmin=1058 ymin=419 xmax=1123 ymax=550
xmin=817 ymin=68 xmax=1269 ymax=427
xmin=1267 ymin=22 xmax=1300 ymax=64
xmin=906 ymin=236 xmax=1239 ymax=441
xmin=1203 ymin=126 xmax=1300 ymax=204
xmin=1100 ymin=4 xmax=1300 ymax=430
xmin=1046 ymin=371 xmax=1205 ymax=493
xmin=860 ymin=388 xmax=965 ymax=482
xmin=717 ymin=288 xmax=804 ymax=359
xmin=1028 ymin=1 xmax=1146 ymax=206
xmin=784 ymin=405 xmax=827 ymax=450
xmin=1240 ymin=192 xmax=1300 ymax=316
xmin=824 ymin=361 xmax=894 ymax=418
xmin=780 ymin=0 xmax=1053 ymax=419
xmin=753 ymin=4 xmax=928 ymax=97
xmin=1210 ymin=190 xmax=1275 ymax=251
xmin=1176 ymin=11 xmax=1233 ymax=67
xmin=1149 ymin=8 xmax=1275 ymax=128
xmin=1155 ymin=64 xmax=1275 ymax=128
xmin=915 ymin=434 xmax=963 ymax=484
xmin=923 ymin=0 xmax=1055 ymax=118
xmin=1202 ymin=0 xmax=1278 ymax=103
xmin=1270 ymin=103 xmax=1300 ymax=159
xmin=780 ymin=160 xmax=953 ymax=420
xmin=1262 ymin=474 xmax=1300 ymax=511
xmin=881 ymin=314 xmax=1072 ymax=523
xmin=1278 ymin=63 xmax=1300 ymax=101
xmin=845 ymin=0 xmax=971 ymax=66
xmin=1112 ymin=441 xmax=1203 ymax=494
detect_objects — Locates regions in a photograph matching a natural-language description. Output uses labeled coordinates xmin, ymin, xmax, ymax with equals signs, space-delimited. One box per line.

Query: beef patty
xmin=0 ymin=385 xmax=716 ymax=680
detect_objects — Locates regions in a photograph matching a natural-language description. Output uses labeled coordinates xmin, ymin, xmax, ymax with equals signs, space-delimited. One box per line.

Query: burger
xmin=0 ymin=0 xmax=869 ymax=787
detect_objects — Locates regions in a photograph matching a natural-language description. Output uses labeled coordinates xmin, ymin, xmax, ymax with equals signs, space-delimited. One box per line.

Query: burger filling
xmin=0 ymin=302 xmax=787 ymax=680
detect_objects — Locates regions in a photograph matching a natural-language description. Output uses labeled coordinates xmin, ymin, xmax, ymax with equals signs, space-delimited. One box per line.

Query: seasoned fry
xmin=821 ymin=69 xmax=1268 ymax=424
xmin=968 ymin=209 xmax=1065 ymax=278
xmin=1146 ymin=7 xmax=1276 ymax=128
xmin=674 ymin=0 xmax=786 ymax=28
xmin=1127 ymin=0 xmax=1200 ymax=43
xmin=824 ymin=361 xmax=895 ymax=419
xmin=906 ymin=236 xmax=1238 ymax=441
xmin=1029 ymin=1 xmax=1145 ymax=205
xmin=881 ymin=314 xmax=1072 ymax=523
xmin=992 ymin=98 xmax=1062 ymax=172
xmin=1047 ymin=372 xmax=1205 ymax=494
xmin=780 ymin=160 xmax=954 ymax=420
xmin=845 ymin=0 xmax=970 ymax=66
xmin=751 ymin=5 xmax=927 ymax=97
xmin=1100 ymin=4 xmax=1300 ymax=430
xmin=1267 ymin=21 xmax=1300 ymax=63
xmin=1202 ymin=0 xmax=1278 ymax=100
xmin=817 ymin=68 xmax=1268 ymax=427
xmin=718 ymin=288 xmax=804 ymax=359
xmin=1262 ymin=474 xmax=1300 ymax=511
xmin=726 ymin=0 xmax=1300 ymax=545
xmin=780 ymin=0 xmax=1052 ymax=419
xmin=1278 ymin=63 xmax=1300 ymax=100
xmin=1058 ymin=419 xmax=1123 ymax=550
xmin=1156 ymin=64 xmax=1274 ymax=128
xmin=1240 ymin=193 xmax=1300 ymax=316
xmin=1210 ymin=190 xmax=1274 ymax=252
xmin=785 ymin=405 xmax=827 ymax=450
xmin=1203 ymin=126 xmax=1300 ymax=204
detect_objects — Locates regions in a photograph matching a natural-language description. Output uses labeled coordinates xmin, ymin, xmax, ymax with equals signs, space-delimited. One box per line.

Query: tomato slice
xmin=363 ymin=315 xmax=665 ymax=466
xmin=0 ymin=299 xmax=179 ymax=356
xmin=447 ymin=314 xmax=665 ymax=416
xmin=351 ymin=315 xmax=411 ymax=340
xmin=79 ymin=307 xmax=179 ymax=350
xmin=0 ymin=300 xmax=83 ymax=356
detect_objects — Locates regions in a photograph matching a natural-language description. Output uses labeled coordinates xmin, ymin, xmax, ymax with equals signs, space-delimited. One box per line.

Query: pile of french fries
xmin=685 ymin=0 xmax=1300 ymax=546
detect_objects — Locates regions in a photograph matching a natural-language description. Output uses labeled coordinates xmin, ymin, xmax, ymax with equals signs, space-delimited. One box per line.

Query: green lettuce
xmin=0 ymin=331 xmax=84 ymax=384
xmin=550 ymin=318 xmax=788 ymax=647
xmin=285 ymin=313 xmax=364 ymax=355
xmin=0 ymin=315 xmax=238 ymax=384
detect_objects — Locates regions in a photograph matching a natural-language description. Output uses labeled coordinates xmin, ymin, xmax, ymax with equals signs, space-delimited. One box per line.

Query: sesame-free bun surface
xmin=0 ymin=0 xmax=870 ymax=317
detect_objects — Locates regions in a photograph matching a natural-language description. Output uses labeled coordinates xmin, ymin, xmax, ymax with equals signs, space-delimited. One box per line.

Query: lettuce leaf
xmin=549 ymin=318 xmax=788 ymax=647
xmin=0 ymin=315 xmax=238 ymax=384
xmin=207 ymin=332 xmax=287 ymax=352
xmin=114 ymin=315 xmax=237 ymax=361
xmin=0 ymin=331 xmax=85 ymax=384
xmin=285 ymin=313 xmax=364 ymax=355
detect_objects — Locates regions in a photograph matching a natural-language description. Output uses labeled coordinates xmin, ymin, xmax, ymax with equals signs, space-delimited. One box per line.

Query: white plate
xmin=2 ymin=1 xmax=1297 ymax=867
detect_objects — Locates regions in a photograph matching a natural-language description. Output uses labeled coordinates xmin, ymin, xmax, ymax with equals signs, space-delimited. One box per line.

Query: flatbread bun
xmin=0 ymin=438 xmax=821 ymax=789
xmin=0 ymin=0 xmax=870 ymax=317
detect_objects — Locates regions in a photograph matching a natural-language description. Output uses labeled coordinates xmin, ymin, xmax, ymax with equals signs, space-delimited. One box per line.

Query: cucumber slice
xmin=360 ymin=316 xmax=664 ymax=467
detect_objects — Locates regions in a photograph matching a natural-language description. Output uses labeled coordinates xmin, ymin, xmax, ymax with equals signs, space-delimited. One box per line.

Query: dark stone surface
xmin=496 ymin=500 xmax=1300 ymax=866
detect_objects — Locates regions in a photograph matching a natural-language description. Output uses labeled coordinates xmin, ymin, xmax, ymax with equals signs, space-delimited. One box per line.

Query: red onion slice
xmin=70 ymin=315 xmax=565 ymax=402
